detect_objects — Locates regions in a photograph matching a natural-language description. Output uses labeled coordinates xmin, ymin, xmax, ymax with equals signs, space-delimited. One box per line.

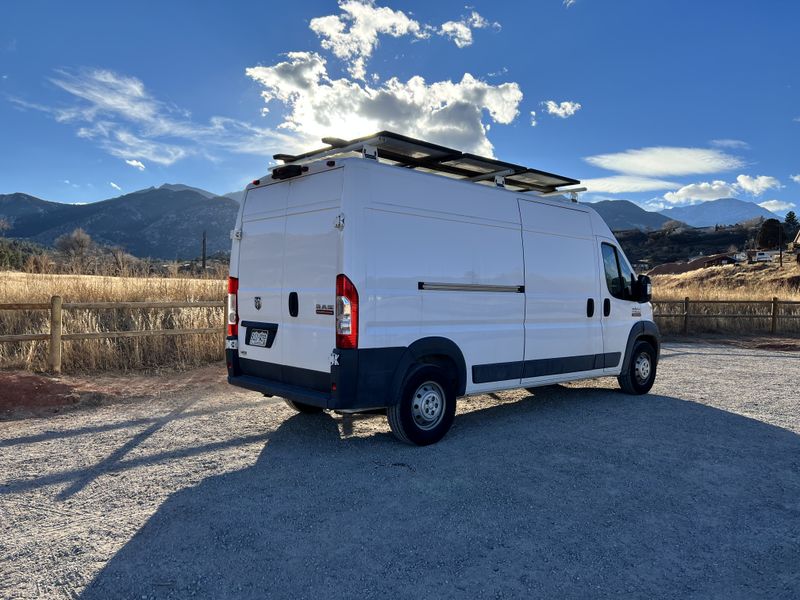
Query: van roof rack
xmin=271 ymin=131 xmax=582 ymax=194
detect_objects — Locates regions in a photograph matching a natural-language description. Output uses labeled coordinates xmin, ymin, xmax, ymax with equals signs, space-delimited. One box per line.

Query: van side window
xmin=601 ymin=243 xmax=633 ymax=300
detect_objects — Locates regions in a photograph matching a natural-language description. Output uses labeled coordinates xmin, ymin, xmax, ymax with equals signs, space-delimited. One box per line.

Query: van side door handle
xmin=603 ymin=298 xmax=611 ymax=317
xmin=586 ymin=298 xmax=594 ymax=318
xmin=288 ymin=292 xmax=299 ymax=317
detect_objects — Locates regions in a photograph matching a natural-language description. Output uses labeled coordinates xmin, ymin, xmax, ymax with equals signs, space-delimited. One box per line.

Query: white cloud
xmin=563 ymin=0 xmax=578 ymax=6
xmin=246 ymin=52 xmax=522 ymax=156
xmin=530 ymin=111 xmax=537 ymax=127
xmin=439 ymin=11 xmax=499 ymax=49
xmin=109 ymin=181 xmax=122 ymax=191
xmin=758 ymin=199 xmax=795 ymax=214
xmin=14 ymin=68 xmax=292 ymax=166
xmin=542 ymin=100 xmax=581 ymax=119
xmin=661 ymin=175 xmax=782 ymax=205
xmin=663 ymin=180 xmax=738 ymax=204
xmin=124 ymin=159 xmax=145 ymax=171
xmin=585 ymin=146 xmax=745 ymax=177
xmin=735 ymin=174 xmax=781 ymax=196
xmin=710 ymin=139 xmax=750 ymax=150
xmin=310 ymin=2 xmax=499 ymax=79
xmin=18 ymin=3 xmax=518 ymax=169
xmin=310 ymin=0 xmax=429 ymax=80
xmin=791 ymin=174 xmax=800 ymax=184
xmin=582 ymin=175 xmax=681 ymax=194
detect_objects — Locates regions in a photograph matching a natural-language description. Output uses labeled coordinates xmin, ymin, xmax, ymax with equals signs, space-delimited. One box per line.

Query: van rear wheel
xmin=283 ymin=399 xmax=324 ymax=414
xmin=618 ymin=340 xmax=657 ymax=395
xmin=387 ymin=365 xmax=456 ymax=446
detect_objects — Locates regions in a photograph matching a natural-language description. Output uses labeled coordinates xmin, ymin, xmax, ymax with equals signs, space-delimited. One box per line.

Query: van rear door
xmin=236 ymin=168 xmax=343 ymax=385
xmin=280 ymin=169 xmax=343 ymax=378
xmin=237 ymin=183 xmax=288 ymax=368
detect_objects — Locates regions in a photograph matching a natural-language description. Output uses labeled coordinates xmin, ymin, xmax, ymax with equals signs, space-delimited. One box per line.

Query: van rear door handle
xmin=288 ymin=292 xmax=299 ymax=317
xmin=586 ymin=298 xmax=594 ymax=318
xmin=603 ymin=298 xmax=611 ymax=317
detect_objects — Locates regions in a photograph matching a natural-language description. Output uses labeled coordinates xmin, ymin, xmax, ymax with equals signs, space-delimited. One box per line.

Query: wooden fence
xmin=652 ymin=298 xmax=800 ymax=335
xmin=1 ymin=296 xmax=798 ymax=374
xmin=0 ymin=296 xmax=225 ymax=373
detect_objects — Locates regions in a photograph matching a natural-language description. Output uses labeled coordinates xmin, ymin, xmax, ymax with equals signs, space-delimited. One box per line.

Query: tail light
xmin=335 ymin=274 xmax=358 ymax=349
xmin=227 ymin=276 xmax=239 ymax=337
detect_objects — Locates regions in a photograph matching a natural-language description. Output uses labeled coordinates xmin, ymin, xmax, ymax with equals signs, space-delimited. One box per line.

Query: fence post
xmin=771 ymin=297 xmax=779 ymax=334
xmin=49 ymin=295 xmax=62 ymax=374
xmin=683 ymin=297 xmax=690 ymax=334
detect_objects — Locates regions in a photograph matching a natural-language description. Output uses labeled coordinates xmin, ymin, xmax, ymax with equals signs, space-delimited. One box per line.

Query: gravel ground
xmin=1 ymin=342 xmax=799 ymax=599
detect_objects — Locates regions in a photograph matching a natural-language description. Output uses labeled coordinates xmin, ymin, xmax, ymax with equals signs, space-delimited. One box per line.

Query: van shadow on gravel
xmin=81 ymin=388 xmax=800 ymax=599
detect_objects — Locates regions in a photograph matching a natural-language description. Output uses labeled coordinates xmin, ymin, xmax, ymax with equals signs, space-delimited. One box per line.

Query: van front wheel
xmin=387 ymin=365 xmax=456 ymax=446
xmin=618 ymin=340 xmax=657 ymax=395
xmin=283 ymin=399 xmax=324 ymax=414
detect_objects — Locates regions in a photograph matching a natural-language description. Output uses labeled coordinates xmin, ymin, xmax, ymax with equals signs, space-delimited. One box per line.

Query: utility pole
xmin=202 ymin=230 xmax=207 ymax=271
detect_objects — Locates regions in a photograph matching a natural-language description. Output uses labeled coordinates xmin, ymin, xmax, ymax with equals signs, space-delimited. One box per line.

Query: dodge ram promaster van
xmin=226 ymin=132 xmax=659 ymax=445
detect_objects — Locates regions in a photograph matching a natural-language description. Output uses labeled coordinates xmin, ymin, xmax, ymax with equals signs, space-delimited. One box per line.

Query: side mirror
xmin=635 ymin=274 xmax=652 ymax=303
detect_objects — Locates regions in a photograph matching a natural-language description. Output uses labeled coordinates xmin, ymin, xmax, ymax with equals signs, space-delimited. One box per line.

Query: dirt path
xmin=1 ymin=344 xmax=799 ymax=599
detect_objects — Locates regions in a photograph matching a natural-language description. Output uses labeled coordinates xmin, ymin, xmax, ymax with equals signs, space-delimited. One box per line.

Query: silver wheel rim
xmin=411 ymin=381 xmax=445 ymax=431
xmin=634 ymin=352 xmax=651 ymax=383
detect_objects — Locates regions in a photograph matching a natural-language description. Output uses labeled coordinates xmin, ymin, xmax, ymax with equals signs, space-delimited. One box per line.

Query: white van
xmin=226 ymin=132 xmax=659 ymax=445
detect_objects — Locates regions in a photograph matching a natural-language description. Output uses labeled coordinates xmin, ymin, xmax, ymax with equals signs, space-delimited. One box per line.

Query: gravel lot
xmin=1 ymin=342 xmax=799 ymax=599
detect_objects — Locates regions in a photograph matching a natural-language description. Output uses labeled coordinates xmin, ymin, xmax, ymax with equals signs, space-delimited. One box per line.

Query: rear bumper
xmin=228 ymin=374 xmax=331 ymax=408
xmin=226 ymin=340 xmax=405 ymax=410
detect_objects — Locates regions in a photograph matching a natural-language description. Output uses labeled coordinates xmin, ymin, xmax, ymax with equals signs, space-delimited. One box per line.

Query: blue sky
xmin=1 ymin=0 xmax=798 ymax=214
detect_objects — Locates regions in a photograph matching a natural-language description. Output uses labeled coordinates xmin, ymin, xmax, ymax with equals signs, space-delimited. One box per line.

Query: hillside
xmin=590 ymin=200 xmax=673 ymax=231
xmin=0 ymin=187 xmax=238 ymax=259
xmin=615 ymin=225 xmax=755 ymax=266
xmin=660 ymin=198 xmax=778 ymax=227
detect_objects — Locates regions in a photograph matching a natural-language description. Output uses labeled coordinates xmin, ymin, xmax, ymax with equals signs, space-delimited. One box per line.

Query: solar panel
xmin=273 ymin=131 xmax=580 ymax=193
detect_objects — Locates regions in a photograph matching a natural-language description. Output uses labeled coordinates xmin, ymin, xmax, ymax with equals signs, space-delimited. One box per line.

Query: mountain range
xmin=0 ymin=186 xmax=238 ymax=259
xmin=0 ymin=184 xmax=785 ymax=258
xmin=590 ymin=197 xmax=780 ymax=230
xmin=658 ymin=198 xmax=778 ymax=228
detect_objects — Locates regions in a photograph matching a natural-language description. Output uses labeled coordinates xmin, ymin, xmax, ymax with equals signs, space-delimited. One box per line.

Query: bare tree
xmin=55 ymin=228 xmax=94 ymax=273
xmin=0 ymin=218 xmax=10 ymax=237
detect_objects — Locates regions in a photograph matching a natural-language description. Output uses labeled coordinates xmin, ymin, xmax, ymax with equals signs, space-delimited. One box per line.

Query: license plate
xmin=248 ymin=329 xmax=270 ymax=347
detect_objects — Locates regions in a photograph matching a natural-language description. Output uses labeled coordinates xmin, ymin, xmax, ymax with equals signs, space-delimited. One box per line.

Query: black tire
xmin=617 ymin=340 xmax=657 ymax=395
xmin=283 ymin=399 xmax=324 ymax=414
xmin=387 ymin=364 xmax=456 ymax=446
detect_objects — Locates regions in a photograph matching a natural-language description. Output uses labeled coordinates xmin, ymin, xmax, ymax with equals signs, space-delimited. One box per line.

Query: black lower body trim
xmin=472 ymin=352 xmax=622 ymax=384
xmin=228 ymin=374 xmax=331 ymax=408
xmin=239 ymin=357 xmax=330 ymax=393
xmin=228 ymin=348 xmax=406 ymax=410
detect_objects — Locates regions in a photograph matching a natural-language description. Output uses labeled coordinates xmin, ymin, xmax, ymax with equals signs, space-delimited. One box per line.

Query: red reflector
xmin=252 ymin=179 xmax=260 ymax=186
xmin=331 ymin=382 xmax=337 ymax=391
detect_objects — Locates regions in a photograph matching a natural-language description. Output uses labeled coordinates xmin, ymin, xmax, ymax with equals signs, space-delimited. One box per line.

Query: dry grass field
xmin=1 ymin=262 xmax=799 ymax=373
xmin=0 ymin=273 xmax=225 ymax=372
xmin=650 ymin=261 xmax=800 ymax=335
xmin=650 ymin=260 xmax=800 ymax=302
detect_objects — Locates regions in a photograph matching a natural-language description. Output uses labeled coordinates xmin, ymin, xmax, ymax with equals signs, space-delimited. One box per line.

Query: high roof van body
xmin=226 ymin=133 xmax=659 ymax=444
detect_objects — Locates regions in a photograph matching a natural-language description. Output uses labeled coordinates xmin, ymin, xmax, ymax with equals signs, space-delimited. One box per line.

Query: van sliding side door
xmin=518 ymin=200 xmax=605 ymax=386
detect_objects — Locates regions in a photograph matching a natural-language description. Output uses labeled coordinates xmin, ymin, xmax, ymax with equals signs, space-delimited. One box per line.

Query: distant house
xmin=648 ymin=253 xmax=738 ymax=275
xmin=790 ymin=229 xmax=800 ymax=252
